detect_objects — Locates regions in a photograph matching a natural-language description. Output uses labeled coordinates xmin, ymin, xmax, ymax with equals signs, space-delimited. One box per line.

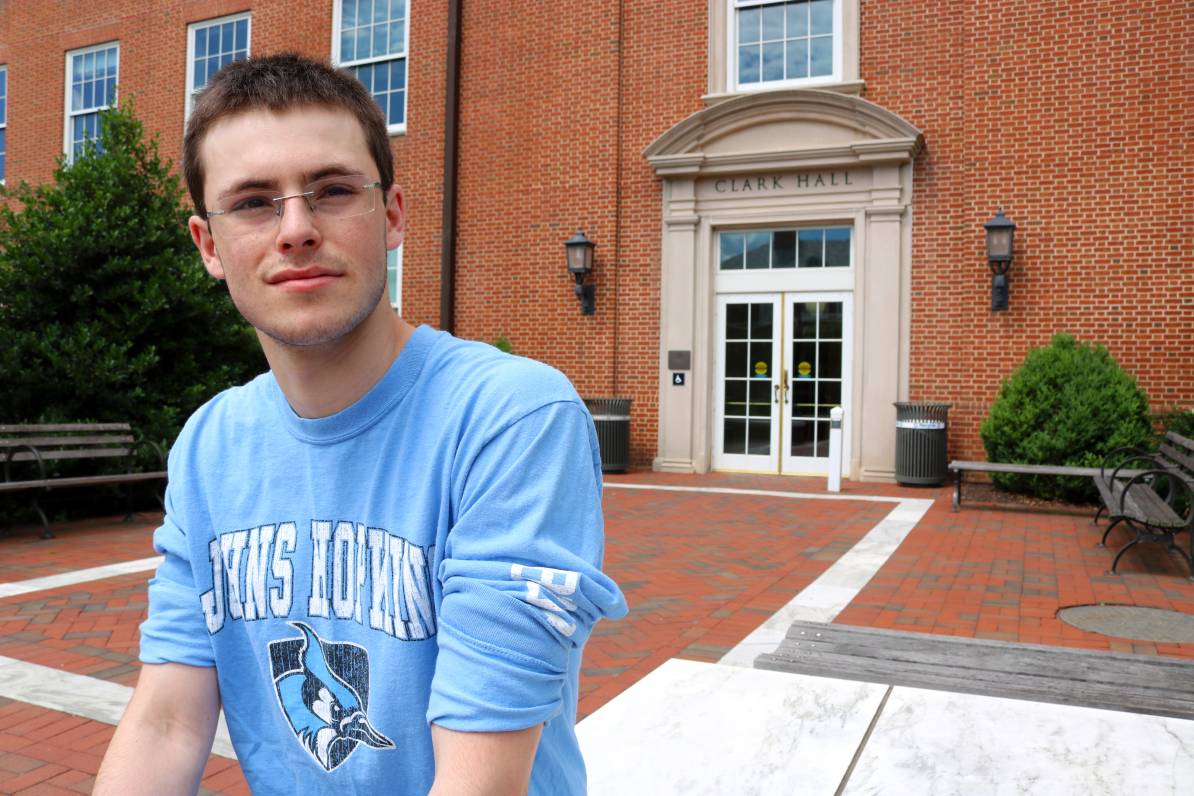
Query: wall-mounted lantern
xmin=565 ymin=229 xmax=596 ymax=315
xmin=984 ymin=208 xmax=1016 ymax=311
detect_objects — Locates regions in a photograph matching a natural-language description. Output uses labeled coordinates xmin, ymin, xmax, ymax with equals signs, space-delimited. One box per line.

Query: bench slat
xmin=5 ymin=448 xmax=132 ymax=463
xmin=0 ymin=423 xmax=132 ymax=433
xmin=1159 ymin=442 xmax=1194 ymax=475
xmin=0 ymin=471 xmax=166 ymax=492
xmin=949 ymin=461 xmax=1101 ymax=477
xmin=0 ymin=435 xmax=135 ymax=448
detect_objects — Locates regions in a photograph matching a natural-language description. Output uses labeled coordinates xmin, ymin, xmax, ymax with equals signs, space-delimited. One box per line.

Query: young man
xmin=95 ymin=54 xmax=626 ymax=795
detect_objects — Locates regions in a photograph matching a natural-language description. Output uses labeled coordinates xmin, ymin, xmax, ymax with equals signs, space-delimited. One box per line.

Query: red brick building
xmin=1 ymin=1 xmax=1190 ymax=479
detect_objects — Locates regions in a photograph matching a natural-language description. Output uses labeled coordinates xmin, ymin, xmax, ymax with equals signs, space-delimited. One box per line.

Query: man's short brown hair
xmin=183 ymin=53 xmax=394 ymax=219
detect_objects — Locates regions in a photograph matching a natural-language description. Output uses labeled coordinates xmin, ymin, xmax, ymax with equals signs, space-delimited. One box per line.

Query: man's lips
xmin=267 ymin=267 xmax=342 ymax=291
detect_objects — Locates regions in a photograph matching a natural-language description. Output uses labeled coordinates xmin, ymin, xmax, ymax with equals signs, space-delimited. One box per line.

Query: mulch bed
xmin=961 ymin=481 xmax=1098 ymax=516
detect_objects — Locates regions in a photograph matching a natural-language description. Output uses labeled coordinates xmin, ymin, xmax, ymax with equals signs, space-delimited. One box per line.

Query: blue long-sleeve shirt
xmin=139 ymin=324 xmax=628 ymax=794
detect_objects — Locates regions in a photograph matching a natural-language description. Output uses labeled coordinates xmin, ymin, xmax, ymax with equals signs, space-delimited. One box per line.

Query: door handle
xmin=781 ymin=369 xmax=790 ymax=404
xmin=774 ymin=382 xmax=781 ymax=404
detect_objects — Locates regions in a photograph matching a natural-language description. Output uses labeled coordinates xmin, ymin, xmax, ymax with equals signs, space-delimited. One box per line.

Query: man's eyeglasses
xmin=207 ymin=174 xmax=383 ymax=238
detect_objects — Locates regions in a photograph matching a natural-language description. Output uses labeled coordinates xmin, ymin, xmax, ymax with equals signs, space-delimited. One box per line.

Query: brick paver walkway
xmin=2 ymin=472 xmax=1192 ymax=793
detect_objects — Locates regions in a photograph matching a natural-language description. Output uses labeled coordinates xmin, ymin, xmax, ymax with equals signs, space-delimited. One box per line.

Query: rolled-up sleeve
xmin=428 ymin=400 xmax=627 ymax=731
xmin=139 ymin=481 xmax=216 ymax=667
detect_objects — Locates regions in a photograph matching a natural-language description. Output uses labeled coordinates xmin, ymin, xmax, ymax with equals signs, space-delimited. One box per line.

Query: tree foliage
xmin=0 ymin=101 xmax=264 ymax=453
xmin=979 ymin=334 xmax=1153 ymax=502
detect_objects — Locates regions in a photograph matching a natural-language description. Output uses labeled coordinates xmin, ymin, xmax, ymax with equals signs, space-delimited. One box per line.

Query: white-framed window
xmin=332 ymin=0 xmax=408 ymax=133
xmin=186 ymin=13 xmax=251 ymax=121
xmin=719 ymin=226 xmax=852 ymax=271
xmin=64 ymin=42 xmax=118 ymax=161
xmin=387 ymin=246 xmax=403 ymax=312
xmin=729 ymin=0 xmax=841 ymax=91
xmin=0 ymin=65 xmax=7 ymax=183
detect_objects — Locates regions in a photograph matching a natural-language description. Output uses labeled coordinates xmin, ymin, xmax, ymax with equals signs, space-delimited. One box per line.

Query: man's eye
xmin=315 ymin=184 xmax=357 ymax=200
xmin=230 ymin=196 xmax=272 ymax=213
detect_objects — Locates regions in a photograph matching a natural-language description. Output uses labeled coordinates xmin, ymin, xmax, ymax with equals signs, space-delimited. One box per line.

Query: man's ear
xmin=384 ymin=185 xmax=406 ymax=252
xmin=189 ymin=215 xmax=226 ymax=280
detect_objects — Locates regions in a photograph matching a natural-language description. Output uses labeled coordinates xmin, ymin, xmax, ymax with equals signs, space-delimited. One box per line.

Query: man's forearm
xmin=95 ymin=662 xmax=220 ymax=796
xmin=95 ymin=713 xmax=215 ymax=795
xmin=429 ymin=723 xmax=543 ymax=796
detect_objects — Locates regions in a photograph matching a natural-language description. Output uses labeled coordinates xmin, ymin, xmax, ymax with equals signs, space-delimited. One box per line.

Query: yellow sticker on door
xmin=797 ymin=361 xmax=812 ymax=378
xmin=754 ymin=361 xmax=768 ymax=377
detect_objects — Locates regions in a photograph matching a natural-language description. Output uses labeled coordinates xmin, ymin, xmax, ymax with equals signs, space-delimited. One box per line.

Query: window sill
xmin=387 ymin=124 xmax=407 ymax=137
xmin=704 ymin=80 xmax=865 ymax=107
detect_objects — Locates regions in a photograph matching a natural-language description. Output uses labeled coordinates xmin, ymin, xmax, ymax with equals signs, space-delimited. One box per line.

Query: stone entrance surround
xmin=645 ymin=89 xmax=923 ymax=480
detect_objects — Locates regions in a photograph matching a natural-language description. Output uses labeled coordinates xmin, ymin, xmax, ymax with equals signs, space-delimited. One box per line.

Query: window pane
xmin=726 ymin=342 xmax=749 ymax=377
xmin=720 ymin=232 xmax=745 ymax=270
xmin=724 ymin=418 xmax=746 ymax=454
xmin=810 ymin=35 xmax=833 ymax=76
xmin=798 ymin=228 xmax=823 ymax=268
xmin=750 ymin=302 xmax=773 ymax=341
xmin=195 ymin=27 xmax=208 ymax=57
xmin=795 ymin=341 xmax=816 ymax=378
xmin=825 ymin=227 xmax=850 ymax=266
xmin=772 ymin=230 xmax=796 ymax=268
xmin=725 ymin=380 xmax=747 ymax=415
xmin=389 ymin=89 xmax=405 ymax=125
xmin=341 ymin=31 xmax=356 ymax=61
xmin=818 ymin=342 xmax=842 ymax=378
xmin=793 ymin=380 xmax=815 ymax=415
xmin=389 ymin=20 xmax=406 ymax=54
xmin=745 ymin=231 xmax=769 ymax=269
xmin=810 ymin=0 xmax=833 ymax=35
xmin=786 ymin=39 xmax=809 ymax=79
xmin=790 ymin=418 xmax=815 ymax=456
xmin=725 ymin=303 xmax=749 ymax=340
xmin=738 ymin=7 xmax=760 ymax=44
xmin=761 ymin=42 xmax=785 ymax=82
xmin=344 ymin=0 xmax=358 ymax=27
xmin=819 ymin=302 xmax=843 ymax=339
xmin=762 ymin=5 xmax=785 ymax=40
xmin=787 ymin=1 xmax=809 ymax=36
xmin=794 ymin=302 xmax=817 ymax=338
xmin=749 ymin=342 xmax=772 ymax=380
xmin=0 ymin=130 xmax=6 ymax=181
xmin=748 ymin=420 xmax=770 ymax=455
xmin=235 ymin=19 xmax=248 ymax=51
xmin=738 ymin=45 xmax=760 ymax=84
xmin=355 ymin=26 xmax=370 ymax=58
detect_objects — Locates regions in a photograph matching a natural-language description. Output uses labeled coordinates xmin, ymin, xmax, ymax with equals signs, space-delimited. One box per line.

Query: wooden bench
xmin=1094 ymin=431 xmax=1194 ymax=579
xmin=755 ymin=620 xmax=1194 ymax=720
xmin=1 ymin=423 xmax=166 ymax=539
xmin=949 ymin=460 xmax=1103 ymax=512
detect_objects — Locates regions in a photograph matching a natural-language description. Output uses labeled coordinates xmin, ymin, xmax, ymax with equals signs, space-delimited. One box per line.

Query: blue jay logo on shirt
xmin=269 ymin=622 xmax=394 ymax=771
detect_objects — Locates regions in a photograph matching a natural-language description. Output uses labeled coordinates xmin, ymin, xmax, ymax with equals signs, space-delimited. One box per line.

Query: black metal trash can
xmin=893 ymin=402 xmax=951 ymax=486
xmin=584 ymin=398 xmax=631 ymax=473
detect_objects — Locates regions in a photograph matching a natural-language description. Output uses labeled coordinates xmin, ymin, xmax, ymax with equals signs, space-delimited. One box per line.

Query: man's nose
xmin=274 ymin=194 xmax=321 ymax=251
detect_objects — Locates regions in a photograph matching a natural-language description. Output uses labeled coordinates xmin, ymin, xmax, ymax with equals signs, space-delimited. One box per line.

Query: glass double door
xmin=713 ymin=292 xmax=852 ymax=475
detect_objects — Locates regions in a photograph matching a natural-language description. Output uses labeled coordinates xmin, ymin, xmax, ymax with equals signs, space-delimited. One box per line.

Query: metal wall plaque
xmin=668 ymin=350 xmax=691 ymax=370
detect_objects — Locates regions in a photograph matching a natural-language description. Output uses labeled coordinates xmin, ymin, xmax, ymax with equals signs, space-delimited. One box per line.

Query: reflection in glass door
xmin=713 ymin=292 xmax=851 ymax=475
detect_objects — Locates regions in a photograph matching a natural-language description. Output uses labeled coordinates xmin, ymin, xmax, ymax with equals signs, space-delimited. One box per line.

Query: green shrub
xmin=1154 ymin=407 xmax=1194 ymax=441
xmin=492 ymin=335 xmax=514 ymax=354
xmin=979 ymin=334 xmax=1152 ymax=502
xmin=0 ymin=100 xmax=264 ymax=459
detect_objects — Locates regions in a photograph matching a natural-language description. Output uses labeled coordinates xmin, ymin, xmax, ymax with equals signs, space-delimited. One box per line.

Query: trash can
xmin=893 ymin=402 xmax=951 ymax=486
xmin=584 ymin=398 xmax=631 ymax=473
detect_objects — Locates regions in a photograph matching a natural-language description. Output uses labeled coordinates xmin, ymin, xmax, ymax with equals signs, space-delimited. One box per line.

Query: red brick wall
xmin=861 ymin=0 xmax=1194 ymax=461
xmin=451 ymin=1 xmax=706 ymax=466
xmin=3 ymin=1 xmax=1189 ymax=471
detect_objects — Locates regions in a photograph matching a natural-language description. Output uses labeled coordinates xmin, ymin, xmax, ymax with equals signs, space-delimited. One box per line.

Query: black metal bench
xmin=1094 ymin=431 xmax=1194 ymax=578
xmin=0 ymin=423 xmax=166 ymax=539
xmin=949 ymin=460 xmax=1102 ymax=512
